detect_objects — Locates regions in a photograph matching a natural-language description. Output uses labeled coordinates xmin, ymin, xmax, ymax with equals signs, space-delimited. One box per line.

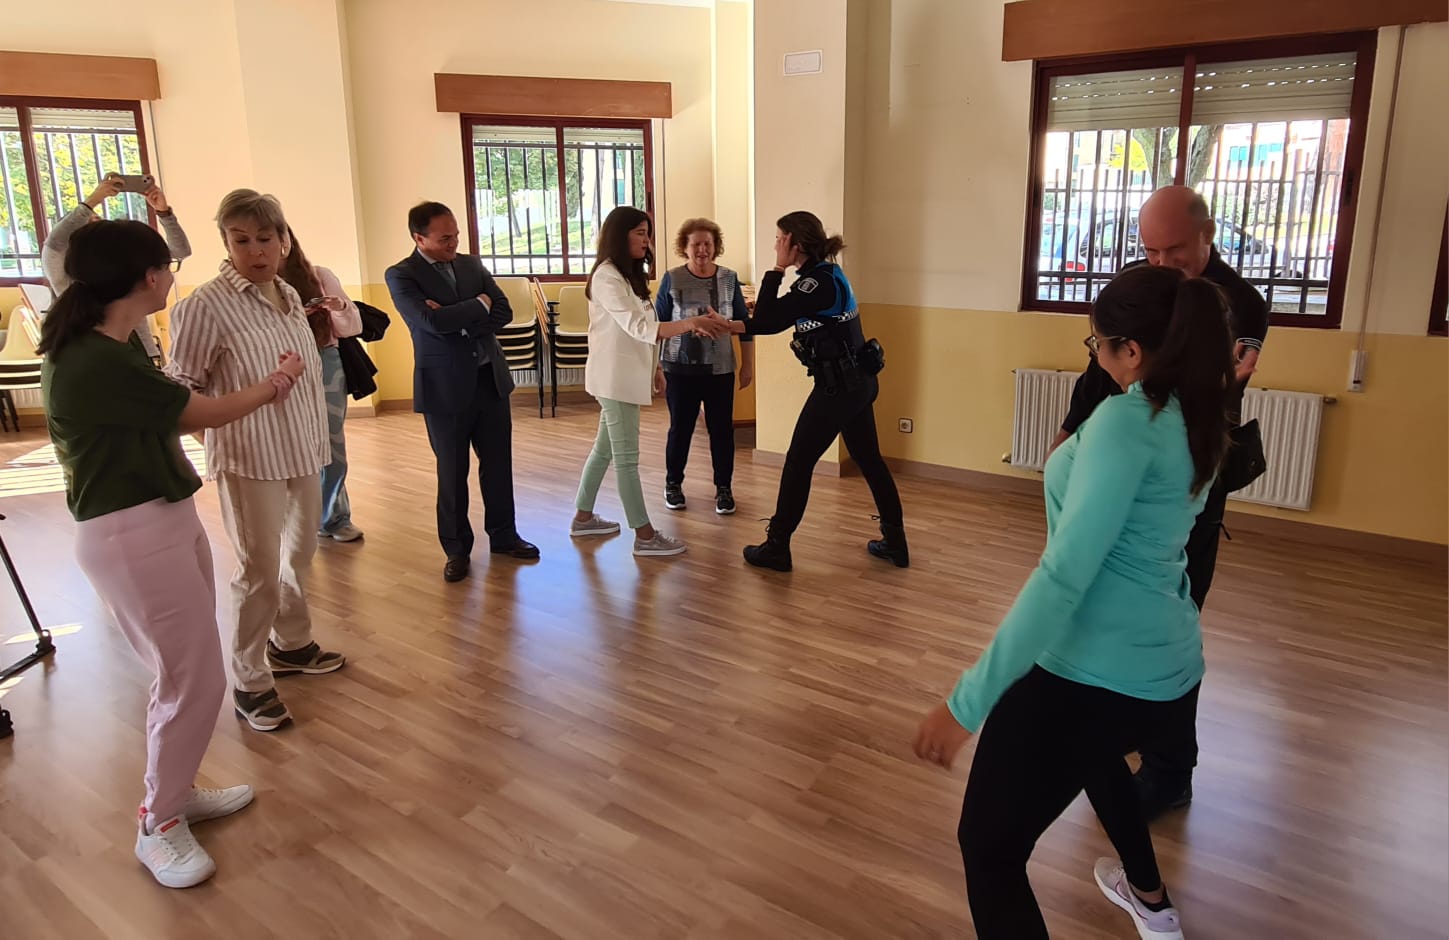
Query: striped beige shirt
xmin=166 ymin=261 xmax=329 ymax=481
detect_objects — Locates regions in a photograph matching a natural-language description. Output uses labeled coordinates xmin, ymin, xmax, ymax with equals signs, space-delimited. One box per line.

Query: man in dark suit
xmin=386 ymin=201 xmax=539 ymax=582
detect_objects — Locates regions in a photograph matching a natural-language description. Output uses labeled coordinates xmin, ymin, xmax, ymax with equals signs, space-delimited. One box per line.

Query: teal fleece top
xmin=948 ymin=382 xmax=1208 ymax=732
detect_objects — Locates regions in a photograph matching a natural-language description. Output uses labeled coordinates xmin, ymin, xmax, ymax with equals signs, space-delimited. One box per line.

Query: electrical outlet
xmin=898 ymin=418 xmax=913 ymax=433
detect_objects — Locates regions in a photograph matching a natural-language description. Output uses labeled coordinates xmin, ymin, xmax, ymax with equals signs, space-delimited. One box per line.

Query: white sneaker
xmin=633 ymin=531 xmax=687 ymax=556
xmin=1093 ymin=858 xmax=1185 ymax=939
xmin=570 ymin=513 xmax=622 ymax=537
xmin=135 ymin=813 xmax=216 ymax=889
xmin=185 ymin=784 xmax=254 ymax=824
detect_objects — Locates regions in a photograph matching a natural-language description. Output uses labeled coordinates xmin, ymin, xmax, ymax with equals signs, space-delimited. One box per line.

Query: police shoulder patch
xmin=796 ymin=277 xmax=819 ymax=294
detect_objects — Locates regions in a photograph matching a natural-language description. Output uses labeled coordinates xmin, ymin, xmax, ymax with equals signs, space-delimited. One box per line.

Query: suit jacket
xmin=385 ymin=250 xmax=515 ymax=414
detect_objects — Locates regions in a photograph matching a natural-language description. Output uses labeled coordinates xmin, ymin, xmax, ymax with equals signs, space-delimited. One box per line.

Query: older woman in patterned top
xmin=167 ymin=189 xmax=346 ymax=733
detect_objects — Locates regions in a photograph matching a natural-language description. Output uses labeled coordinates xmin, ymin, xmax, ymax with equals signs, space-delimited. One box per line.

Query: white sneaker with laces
xmin=1093 ymin=858 xmax=1185 ymax=940
xmin=633 ymin=531 xmax=687 ymax=556
xmin=185 ymin=784 xmax=255 ymax=824
xmin=135 ymin=812 xmax=216 ymax=889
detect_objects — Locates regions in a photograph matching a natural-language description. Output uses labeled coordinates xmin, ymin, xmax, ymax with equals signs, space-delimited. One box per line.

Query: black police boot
xmin=867 ymin=519 xmax=910 ymax=568
xmin=743 ymin=521 xmax=792 ymax=572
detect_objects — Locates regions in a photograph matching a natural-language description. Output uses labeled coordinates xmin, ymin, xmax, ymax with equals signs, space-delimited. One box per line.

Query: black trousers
xmin=422 ymin=370 xmax=517 ymax=559
xmin=772 ymin=374 xmax=903 ymax=537
xmin=664 ymin=371 xmax=736 ymax=488
xmin=1138 ymin=476 xmax=1228 ymax=785
xmin=959 ymin=667 xmax=1201 ymax=939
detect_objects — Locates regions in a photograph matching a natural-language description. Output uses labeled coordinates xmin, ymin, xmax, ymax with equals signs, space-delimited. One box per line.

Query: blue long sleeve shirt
xmin=948 ymin=383 xmax=1207 ymax=732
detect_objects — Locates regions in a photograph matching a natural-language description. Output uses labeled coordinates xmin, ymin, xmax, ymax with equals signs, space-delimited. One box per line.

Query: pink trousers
xmin=75 ymin=497 xmax=226 ymax=822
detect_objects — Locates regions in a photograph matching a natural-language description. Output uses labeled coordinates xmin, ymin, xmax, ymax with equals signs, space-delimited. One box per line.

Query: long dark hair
xmin=587 ymin=206 xmax=653 ymax=301
xmin=777 ymin=210 xmax=845 ymax=265
xmin=279 ymin=226 xmax=330 ymax=348
xmin=37 ymin=220 xmax=171 ymax=361
xmin=1092 ymin=264 xmax=1234 ymax=495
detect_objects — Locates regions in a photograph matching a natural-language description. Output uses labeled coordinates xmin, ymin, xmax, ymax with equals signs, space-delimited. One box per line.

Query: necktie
xmin=434 ymin=261 xmax=457 ymax=291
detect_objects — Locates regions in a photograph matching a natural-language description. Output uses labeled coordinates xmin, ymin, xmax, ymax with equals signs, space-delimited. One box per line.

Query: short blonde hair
xmin=215 ymin=189 xmax=288 ymax=240
xmin=674 ymin=217 xmax=724 ymax=260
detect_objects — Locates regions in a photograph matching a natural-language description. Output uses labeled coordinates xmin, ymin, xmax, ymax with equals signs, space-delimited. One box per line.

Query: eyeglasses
xmin=167 ymin=259 xmax=184 ymax=273
xmin=1083 ymin=334 xmax=1128 ymax=356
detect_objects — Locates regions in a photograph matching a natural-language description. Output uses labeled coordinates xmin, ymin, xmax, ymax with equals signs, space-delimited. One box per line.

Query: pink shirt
xmin=315 ymin=265 xmax=362 ymax=347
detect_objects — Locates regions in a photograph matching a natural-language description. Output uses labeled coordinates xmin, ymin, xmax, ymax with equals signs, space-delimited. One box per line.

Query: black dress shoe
xmin=443 ymin=556 xmax=471 ymax=582
xmin=490 ymin=538 xmax=541 ymax=560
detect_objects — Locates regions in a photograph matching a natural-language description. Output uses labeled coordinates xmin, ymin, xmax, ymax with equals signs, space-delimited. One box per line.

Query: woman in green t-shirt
xmin=39 ymin=220 xmax=305 ymax=890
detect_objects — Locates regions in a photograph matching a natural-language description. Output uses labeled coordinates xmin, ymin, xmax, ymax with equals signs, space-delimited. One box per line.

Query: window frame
xmin=458 ymin=114 xmax=655 ymax=282
xmin=1019 ymin=32 xmax=1377 ymax=329
xmin=0 ymin=95 xmax=153 ymax=286
xmin=1431 ymin=208 xmax=1448 ymax=337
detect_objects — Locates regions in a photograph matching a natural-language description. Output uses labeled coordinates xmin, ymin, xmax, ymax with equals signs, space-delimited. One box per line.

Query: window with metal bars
xmin=461 ymin=117 xmax=653 ymax=279
xmin=1 ymin=98 xmax=152 ymax=283
xmin=1022 ymin=34 xmax=1376 ymax=328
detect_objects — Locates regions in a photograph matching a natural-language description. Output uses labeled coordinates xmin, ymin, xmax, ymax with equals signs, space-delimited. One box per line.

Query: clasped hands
xmin=691 ymin=307 xmax=744 ymax=338
xmin=268 ymin=352 xmax=305 ymax=403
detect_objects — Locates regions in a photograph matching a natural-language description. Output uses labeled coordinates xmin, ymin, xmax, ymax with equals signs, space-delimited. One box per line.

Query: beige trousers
xmin=216 ymin=472 xmax=321 ymax=692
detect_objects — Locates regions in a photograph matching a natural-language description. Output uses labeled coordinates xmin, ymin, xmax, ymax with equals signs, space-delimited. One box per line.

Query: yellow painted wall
xmin=747 ymin=0 xmax=1449 ymax=544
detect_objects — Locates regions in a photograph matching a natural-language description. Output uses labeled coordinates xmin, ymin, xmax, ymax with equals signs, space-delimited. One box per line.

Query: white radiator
xmin=1010 ymin=369 xmax=1079 ymax=471
xmin=7 ymin=388 xmax=42 ymax=410
xmin=1009 ymin=370 xmax=1328 ymax=511
xmin=1231 ymin=388 xmax=1326 ymax=511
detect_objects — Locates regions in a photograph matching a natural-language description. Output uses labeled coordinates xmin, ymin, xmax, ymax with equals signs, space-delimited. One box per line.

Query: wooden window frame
xmin=459 ymin=114 xmax=655 ymax=283
xmin=1019 ymin=32 xmax=1377 ymax=329
xmin=0 ymin=95 xmax=151 ymax=286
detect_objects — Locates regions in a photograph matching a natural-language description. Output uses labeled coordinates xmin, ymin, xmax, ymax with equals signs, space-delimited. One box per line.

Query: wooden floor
xmin=0 ymin=400 xmax=1445 ymax=939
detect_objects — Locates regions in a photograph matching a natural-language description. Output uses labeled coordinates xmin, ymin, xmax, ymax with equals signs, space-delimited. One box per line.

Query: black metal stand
xmin=0 ymin=512 xmax=55 ymax=738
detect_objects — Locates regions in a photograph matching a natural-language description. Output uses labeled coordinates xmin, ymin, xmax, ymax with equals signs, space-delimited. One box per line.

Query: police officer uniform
xmin=740 ymin=259 xmax=907 ymax=572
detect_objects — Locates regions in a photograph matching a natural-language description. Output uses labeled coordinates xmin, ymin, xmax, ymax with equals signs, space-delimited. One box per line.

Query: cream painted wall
xmin=344 ymin=0 xmax=722 ymax=399
xmin=345 ymin=0 xmax=715 ymax=278
xmin=751 ymin=0 xmax=852 ymax=463
xmin=2 ymin=0 xmax=365 ymax=289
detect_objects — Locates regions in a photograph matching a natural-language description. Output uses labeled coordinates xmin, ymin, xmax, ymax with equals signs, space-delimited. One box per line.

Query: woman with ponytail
xmin=41 ymin=220 xmax=307 ymax=889
xmin=278 ymin=227 xmax=364 ymax=542
xmin=910 ymin=264 xmax=1232 ymax=939
xmin=711 ymin=210 xmax=907 ymax=572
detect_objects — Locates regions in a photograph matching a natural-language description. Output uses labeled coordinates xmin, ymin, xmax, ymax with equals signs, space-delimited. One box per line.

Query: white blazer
xmin=584 ymin=260 xmax=661 ymax=406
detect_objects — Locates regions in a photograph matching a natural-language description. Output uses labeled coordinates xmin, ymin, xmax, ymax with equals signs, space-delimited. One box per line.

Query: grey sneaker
xmin=323 ymin=523 xmax=364 ymax=542
xmin=571 ymin=513 xmax=622 ymax=537
xmin=1093 ymin=858 xmax=1184 ymax=939
xmin=234 ymin=688 xmax=291 ymax=733
xmin=633 ymin=531 xmax=687 ymax=557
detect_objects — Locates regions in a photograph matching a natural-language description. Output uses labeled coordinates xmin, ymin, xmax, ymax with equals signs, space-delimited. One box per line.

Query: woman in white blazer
xmin=570 ymin=207 xmax=729 ymax=556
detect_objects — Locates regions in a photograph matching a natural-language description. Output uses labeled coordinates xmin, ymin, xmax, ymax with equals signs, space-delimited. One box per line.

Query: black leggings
xmin=664 ymin=371 xmax=736 ymax=487
xmin=771 ymin=374 xmax=903 ymax=537
xmin=959 ymin=666 xmax=1200 ymax=939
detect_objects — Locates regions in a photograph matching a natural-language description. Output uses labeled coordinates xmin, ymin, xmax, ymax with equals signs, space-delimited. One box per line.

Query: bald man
xmin=1048 ymin=185 xmax=1269 ymax=820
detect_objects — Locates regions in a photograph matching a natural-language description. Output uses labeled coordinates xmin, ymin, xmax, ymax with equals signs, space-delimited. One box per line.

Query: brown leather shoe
xmin=489 ymin=538 xmax=540 ymax=560
xmin=443 ymin=556 xmax=470 ymax=582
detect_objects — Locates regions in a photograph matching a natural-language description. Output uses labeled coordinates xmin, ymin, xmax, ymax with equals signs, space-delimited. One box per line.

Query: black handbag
xmin=1222 ymin=418 xmax=1267 ymax=493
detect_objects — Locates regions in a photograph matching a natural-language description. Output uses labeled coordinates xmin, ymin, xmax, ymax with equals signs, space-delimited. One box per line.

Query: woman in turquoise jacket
xmin=913 ymin=264 xmax=1235 ymax=940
